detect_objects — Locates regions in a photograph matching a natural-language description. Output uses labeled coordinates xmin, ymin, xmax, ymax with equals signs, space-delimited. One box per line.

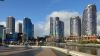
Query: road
xmin=0 ymin=47 xmax=68 ymax=56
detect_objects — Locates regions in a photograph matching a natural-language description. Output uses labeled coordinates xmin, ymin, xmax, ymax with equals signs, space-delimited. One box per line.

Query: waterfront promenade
xmin=0 ymin=46 xmax=67 ymax=56
xmin=0 ymin=45 xmax=95 ymax=56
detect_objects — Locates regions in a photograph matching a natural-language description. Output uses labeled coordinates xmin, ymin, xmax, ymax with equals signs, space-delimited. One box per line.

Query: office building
xmin=81 ymin=4 xmax=97 ymax=36
xmin=50 ymin=17 xmax=64 ymax=42
xmin=0 ymin=25 xmax=5 ymax=42
xmin=6 ymin=16 xmax=15 ymax=34
xmin=70 ymin=16 xmax=81 ymax=36
xmin=50 ymin=17 xmax=53 ymax=36
xmin=17 ymin=23 xmax=23 ymax=42
xmin=18 ymin=23 xmax=22 ymax=33
xmin=23 ymin=17 xmax=33 ymax=41
xmin=6 ymin=16 xmax=15 ymax=41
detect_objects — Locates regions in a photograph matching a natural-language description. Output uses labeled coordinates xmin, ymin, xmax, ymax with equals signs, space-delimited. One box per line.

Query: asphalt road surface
xmin=0 ymin=47 xmax=68 ymax=56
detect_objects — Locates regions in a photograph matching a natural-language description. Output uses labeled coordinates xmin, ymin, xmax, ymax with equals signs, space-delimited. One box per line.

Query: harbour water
xmin=54 ymin=43 xmax=100 ymax=56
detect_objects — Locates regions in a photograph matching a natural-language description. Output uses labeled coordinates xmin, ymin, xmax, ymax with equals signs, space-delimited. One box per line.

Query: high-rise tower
xmin=18 ymin=23 xmax=22 ymax=33
xmin=50 ymin=17 xmax=64 ymax=42
xmin=70 ymin=16 xmax=81 ymax=36
xmin=23 ymin=17 xmax=33 ymax=41
xmin=81 ymin=4 xmax=97 ymax=36
xmin=6 ymin=16 xmax=15 ymax=34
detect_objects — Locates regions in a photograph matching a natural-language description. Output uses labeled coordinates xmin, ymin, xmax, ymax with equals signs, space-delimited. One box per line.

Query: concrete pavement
xmin=0 ymin=47 xmax=67 ymax=56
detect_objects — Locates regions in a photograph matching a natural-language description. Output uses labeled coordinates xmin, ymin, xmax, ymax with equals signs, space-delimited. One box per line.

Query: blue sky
xmin=0 ymin=0 xmax=100 ymax=23
xmin=0 ymin=0 xmax=100 ymax=36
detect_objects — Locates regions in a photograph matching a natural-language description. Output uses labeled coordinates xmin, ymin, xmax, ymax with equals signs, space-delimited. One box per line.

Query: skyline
xmin=0 ymin=0 xmax=100 ymax=37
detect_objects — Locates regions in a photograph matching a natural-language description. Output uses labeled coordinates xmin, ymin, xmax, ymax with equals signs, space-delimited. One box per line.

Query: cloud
xmin=48 ymin=11 xmax=80 ymax=18
xmin=97 ymin=26 xmax=100 ymax=34
xmin=97 ymin=12 xmax=100 ymax=34
xmin=97 ymin=12 xmax=100 ymax=25
xmin=34 ymin=22 xmax=45 ymax=37
xmin=42 ymin=11 xmax=80 ymax=36
xmin=0 ymin=21 xmax=6 ymax=27
xmin=40 ymin=11 xmax=100 ymax=37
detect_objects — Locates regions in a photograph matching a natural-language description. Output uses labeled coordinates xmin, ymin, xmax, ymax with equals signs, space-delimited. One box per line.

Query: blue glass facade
xmin=23 ymin=17 xmax=33 ymax=40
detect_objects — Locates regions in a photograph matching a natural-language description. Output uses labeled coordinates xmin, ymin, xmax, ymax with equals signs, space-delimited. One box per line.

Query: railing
xmin=7 ymin=42 xmax=96 ymax=56
xmin=45 ymin=42 xmax=97 ymax=56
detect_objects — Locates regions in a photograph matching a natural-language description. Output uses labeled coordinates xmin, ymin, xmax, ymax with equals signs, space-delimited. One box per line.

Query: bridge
xmin=0 ymin=45 xmax=96 ymax=56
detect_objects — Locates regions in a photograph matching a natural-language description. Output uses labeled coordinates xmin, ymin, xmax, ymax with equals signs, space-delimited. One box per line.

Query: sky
xmin=0 ymin=0 xmax=100 ymax=37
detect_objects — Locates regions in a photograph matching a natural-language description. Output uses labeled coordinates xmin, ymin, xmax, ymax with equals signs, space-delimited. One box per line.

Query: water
xmin=66 ymin=46 xmax=98 ymax=55
xmin=53 ymin=43 xmax=100 ymax=56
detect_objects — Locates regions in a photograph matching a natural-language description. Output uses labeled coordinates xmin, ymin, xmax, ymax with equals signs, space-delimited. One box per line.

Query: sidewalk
xmin=36 ymin=48 xmax=56 ymax=56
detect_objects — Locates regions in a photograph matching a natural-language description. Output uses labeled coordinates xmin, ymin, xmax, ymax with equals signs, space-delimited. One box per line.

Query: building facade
xmin=6 ymin=16 xmax=15 ymax=34
xmin=23 ymin=17 xmax=33 ymax=41
xmin=50 ymin=17 xmax=53 ymax=36
xmin=81 ymin=4 xmax=97 ymax=36
xmin=0 ymin=25 xmax=5 ymax=42
xmin=6 ymin=16 xmax=16 ymax=41
xmin=32 ymin=24 xmax=34 ymax=38
xmin=17 ymin=23 xmax=23 ymax=42
xmin=70 ymin=16 xmax=81 ymax=36
xmin=18 ymin=23 xmax=22 ymax=33
xmin=50 ymin=17 xmax=64 ymax=42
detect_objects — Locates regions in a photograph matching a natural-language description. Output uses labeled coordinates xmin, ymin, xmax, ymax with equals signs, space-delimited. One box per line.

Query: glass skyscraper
xmin=70 ymin=16 xmax=81 ymax=36
xmin=23 ymin=17 xmax=33 ymax=41
xmin=81 ymin=4 xmax=97 ymax=36
xmin=50 ymin=17 xmax=64 ymax=42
